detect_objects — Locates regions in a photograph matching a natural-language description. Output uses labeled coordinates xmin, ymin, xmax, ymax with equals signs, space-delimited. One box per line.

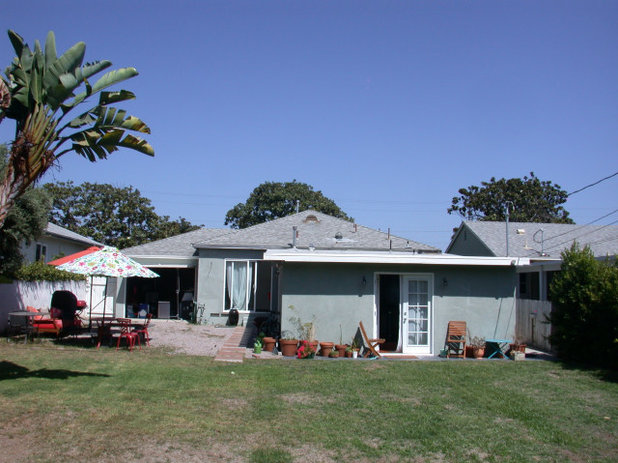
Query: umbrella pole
xmin=88 ymin=275 xmax=94 ymax=330
xmin=102 ymin=277 xmax=108 ymax=321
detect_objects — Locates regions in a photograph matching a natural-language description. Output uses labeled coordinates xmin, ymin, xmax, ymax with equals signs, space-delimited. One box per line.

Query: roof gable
xmin=194 ymin=210 xmax=439 ymax=253
xmin=448 ymin=221 xmax=618 ymax=258
xmin=122 ymin=228 xmax=235 ymax=257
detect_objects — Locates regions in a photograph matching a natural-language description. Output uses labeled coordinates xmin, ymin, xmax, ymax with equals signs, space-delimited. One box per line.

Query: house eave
xmin=263 ymin=249 xmax=530 ymax=266
xmin=125 ymin=255 xmax=198 ymax=268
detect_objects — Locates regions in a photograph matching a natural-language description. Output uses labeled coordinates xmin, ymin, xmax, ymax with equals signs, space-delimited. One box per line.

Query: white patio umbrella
xmin=52 ymin=246 xmax=159 ymax=327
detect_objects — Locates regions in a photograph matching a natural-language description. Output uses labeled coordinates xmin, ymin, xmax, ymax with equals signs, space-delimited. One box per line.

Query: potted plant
xmin=346 ymin=339 xmax=360 ymax=358
xmin=509 ymin=340 xmax=527 ymax=353
xmin=335 ymin=325 xmax=348 ymax=358
xmin=319 ymin=341 xmax=334 ymax=356
xmin=262 ymin=336 xmax=276 ymax=352
xmin=329 ymin=350 xmax=339 ymax=358
xmin=467 ymin=336 xmax=485 ymax=359
xmin=279 ymin=333 xmax=298 ymax=357
xmin=297 ymin=340 xmax=316 ymax=359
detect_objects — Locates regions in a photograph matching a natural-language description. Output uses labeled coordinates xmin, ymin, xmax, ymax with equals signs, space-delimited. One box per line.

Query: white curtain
xmin=226 ymin=262 xmax=248 ymax=310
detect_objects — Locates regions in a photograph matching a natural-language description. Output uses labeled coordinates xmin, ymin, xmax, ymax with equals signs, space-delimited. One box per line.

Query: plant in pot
xmin=319 ymin=341 xmax=334 ymax=356
xmin=279 ymin=331 xmax=298 ymax=357
xmin=262 ymin=336 xmax=276 ymax=352
xmin=329 ymin=350 xmax=339 ymax=358
xmin=346 ymin=339 xmax=361 ymax=358
xmin=467 ymin=336 xmax=485 ymax=359
xmin=335 ymin=324 xmax=348 ymax=358
xmin=297 ymin=340 xmax=316 ymax=359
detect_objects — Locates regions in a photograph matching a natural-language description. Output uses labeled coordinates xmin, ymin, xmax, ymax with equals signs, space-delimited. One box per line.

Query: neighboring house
xmin=124 ymin=211 xmax=528 ymax=356
xmin=20 ymin=222 xmax=101 ymax=264
xmin=447 ymin=221 xmax=618 ymax=300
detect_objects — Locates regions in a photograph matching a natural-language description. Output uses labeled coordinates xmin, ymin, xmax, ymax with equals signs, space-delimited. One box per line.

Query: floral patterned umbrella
xmin=55 ymin=246 xmax=158 ymax=325
xmin=56 ymin=246 xmax=159 ymax=278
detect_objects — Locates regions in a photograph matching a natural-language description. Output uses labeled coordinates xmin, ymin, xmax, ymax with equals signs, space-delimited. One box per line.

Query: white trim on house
xmin=263 ymin=249 xmax=530 ymax=266
xmin=124 ymin=256 xmax=197 ymax=268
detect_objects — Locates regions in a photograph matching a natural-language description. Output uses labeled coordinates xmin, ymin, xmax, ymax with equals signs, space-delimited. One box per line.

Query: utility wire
xmin=568 ymin=171 xmax=618 ymax=196
xmin=543 ymin=208 xmax=618 ymax=242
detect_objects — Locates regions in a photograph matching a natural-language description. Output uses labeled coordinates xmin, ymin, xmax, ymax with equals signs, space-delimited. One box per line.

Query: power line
xmin=568 ymin=171 xmax=618 ymax=196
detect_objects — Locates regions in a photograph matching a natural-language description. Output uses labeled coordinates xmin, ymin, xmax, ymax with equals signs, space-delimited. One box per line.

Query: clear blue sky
xmin=2 ymin=1 xmax=616 ymax=250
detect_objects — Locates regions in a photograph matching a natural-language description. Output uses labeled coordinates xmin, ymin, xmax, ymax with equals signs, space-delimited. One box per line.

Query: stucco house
xmin=123 ymin=211 xmax=528 ymax=356
xmin=21 ymin=222 xmax=101 ymax=264
xmin=447 ymin=221 xmax=618 ymax=301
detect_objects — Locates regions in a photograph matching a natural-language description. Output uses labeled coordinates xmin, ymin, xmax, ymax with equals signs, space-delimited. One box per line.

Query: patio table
xmin=91 ymin=318 xmax=145 ymax=349
xmin=485 ymin=339 xmax=512 ymax=359
xmin=7 ymin=311 xmax=41 ymax=344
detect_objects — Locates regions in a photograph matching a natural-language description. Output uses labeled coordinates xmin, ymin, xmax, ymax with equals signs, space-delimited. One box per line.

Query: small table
xmin=485 ymin=339 xmax=512 ymax=359
xmin=7 ymin=311 xmax=41 ymax=344
xmin=91 ymin=318 xmax=144 ymax=349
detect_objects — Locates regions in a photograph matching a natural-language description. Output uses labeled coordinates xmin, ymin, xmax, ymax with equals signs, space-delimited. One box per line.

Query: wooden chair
xmin=359 ymin=321 xmax=385 ymax=358
xmin=445 ymin=321 xmax=467 ymax=358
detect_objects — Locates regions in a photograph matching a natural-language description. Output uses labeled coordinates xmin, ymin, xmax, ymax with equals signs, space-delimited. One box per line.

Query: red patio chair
xmin=116 ymin=318 xmax=141 ymax=351
xmin=132 ymin=313 xmax=152 ymax=346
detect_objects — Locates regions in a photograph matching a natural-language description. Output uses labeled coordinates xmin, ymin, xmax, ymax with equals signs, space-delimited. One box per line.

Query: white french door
xmin=401 ymin=276 xmax=433 ymax=355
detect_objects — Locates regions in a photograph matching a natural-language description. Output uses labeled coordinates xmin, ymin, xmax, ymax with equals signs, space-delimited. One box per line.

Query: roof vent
xmin=335 ymin=232 xmax=343 ymax=240
xmin=516 ymin=229 xmax=526 ymax=235
xmin=304 ymin=214 xmax=319 ymax=223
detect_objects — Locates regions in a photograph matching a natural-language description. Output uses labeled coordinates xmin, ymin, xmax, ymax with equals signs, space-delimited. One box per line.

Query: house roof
xmin=194 ymin=210 xmax=440 ymax=253
xmin=45 ymin=222 xmax=101 ymax=246
xmin=447 ymin=221 xmax=618 ymax=258
xmin=122 ymin=228 xmax=235 ymax=257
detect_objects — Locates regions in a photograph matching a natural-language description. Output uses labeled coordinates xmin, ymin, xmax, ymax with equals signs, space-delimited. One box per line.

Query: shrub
xmin=13 ymin=261 xmax=86 ymax=282
xmin=549 ymin=244 xmax=618 ymax=368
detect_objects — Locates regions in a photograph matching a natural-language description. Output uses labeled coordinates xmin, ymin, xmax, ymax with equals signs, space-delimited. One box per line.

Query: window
xmin=225 ymin=261 xmax=257 ymax=311
xmin=35 ymin=244 xmax=47 ymax=262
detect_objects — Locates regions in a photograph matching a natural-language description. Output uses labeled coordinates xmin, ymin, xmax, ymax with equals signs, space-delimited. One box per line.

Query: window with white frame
xmin=224 ymin=260 xmax=257 ymax=311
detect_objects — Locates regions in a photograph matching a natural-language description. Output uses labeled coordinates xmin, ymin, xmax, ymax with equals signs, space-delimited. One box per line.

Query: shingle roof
xmin=46 ymin=222 xmax=101 ymax=246
xmin=122 ymin=228 xmax=235 ymax=257
xmin=454 ymin=221 xmax=618 ymax=258
xmin=194 ymin=210 xmax=439 ymax=253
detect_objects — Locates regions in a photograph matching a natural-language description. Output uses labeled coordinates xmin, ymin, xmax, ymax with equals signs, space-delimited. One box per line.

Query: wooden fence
xmin=515 ymin=298 xmax=553 ymax=352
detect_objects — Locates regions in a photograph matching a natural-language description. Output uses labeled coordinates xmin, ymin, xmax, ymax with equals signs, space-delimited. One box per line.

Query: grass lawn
xmin=1 ymin=342 xmax=616 ymax=463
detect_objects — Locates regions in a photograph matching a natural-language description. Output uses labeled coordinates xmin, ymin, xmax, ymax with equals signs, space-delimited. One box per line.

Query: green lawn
xmin=1 ymin=342 xmax=616 ymax=463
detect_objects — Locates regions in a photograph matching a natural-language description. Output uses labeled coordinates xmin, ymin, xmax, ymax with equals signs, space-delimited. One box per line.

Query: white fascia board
xmin=263 ymin=249 xmax=529 ymax=267
xmin=126 ymin=255 xmax=197 ymax=268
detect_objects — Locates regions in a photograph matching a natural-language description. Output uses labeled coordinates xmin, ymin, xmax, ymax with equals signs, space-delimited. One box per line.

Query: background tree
xmin=448 ymin=172 xmax=573 ymax=223
xmin=549 ymin=244 xmax=618 ymax=368
xmin=225 ymin=180 xmax=351 ymax=229
xmin=0 ymin=30 xmax=153 ymax=229
xmin=44 ymin=181 xmax=200 ymax=248
xmin=0 ymin=145 xmax=51 ymax=275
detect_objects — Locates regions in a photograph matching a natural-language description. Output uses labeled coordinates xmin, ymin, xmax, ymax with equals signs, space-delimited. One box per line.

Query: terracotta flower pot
xmin=279 ymin=339 xmax=298 ymax=357
xmin=335 ymin=344 xmax=347 ymax=358
xmin=345 ymin=351 xmax=353 ymax=358
xmin=309 ymin=340 xmax=319 ymax=352
xmin=319 ymin=342 xmax=334 ymax=356
xmin=262 ymin=337 xmax=276 ymax=352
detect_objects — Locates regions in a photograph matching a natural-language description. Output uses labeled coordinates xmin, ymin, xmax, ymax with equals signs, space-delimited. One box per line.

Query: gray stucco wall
xmin=279 ymin=262 xmax=517 ymax=354
xmin=448 ymin=228 xmax=494 ymax=257
xmin=196 ymin=248 xmax=264 ymax=324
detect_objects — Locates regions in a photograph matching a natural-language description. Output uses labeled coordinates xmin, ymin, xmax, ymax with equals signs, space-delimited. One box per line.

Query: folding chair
xmin=359 ymin=321 xmax=385 ymax=358
xmin=445 ymin=321 xmax=467 ymax=358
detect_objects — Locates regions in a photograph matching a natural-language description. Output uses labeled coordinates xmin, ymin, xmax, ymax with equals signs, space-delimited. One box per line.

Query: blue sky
xmin=2 ymin=1 xmax=616 ymax=250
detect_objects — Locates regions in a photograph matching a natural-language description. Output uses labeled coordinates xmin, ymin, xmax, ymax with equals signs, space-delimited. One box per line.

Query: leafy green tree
xmin=448 ymin=172 xmax=573 ymax=223
xmin=44 ymin=181 xmax=200 ymax=248
xmin=225 ymin=180 xmax=351 ymax=229
xmin=0 ymin=30 xmax=153 ymax=229
xmin=549 ymin=244 xmax=618 ymax=368
xmin=0 ymin=145 xmax=51 ymax=275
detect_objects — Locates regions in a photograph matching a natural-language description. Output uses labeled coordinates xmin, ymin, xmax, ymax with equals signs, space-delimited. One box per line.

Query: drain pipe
xmin=292 ymin=226 xmax=297 ymax=248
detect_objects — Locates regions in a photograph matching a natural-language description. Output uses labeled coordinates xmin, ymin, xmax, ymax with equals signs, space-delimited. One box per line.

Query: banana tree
xmin=0 ymin=30 xmax=154 ymax=228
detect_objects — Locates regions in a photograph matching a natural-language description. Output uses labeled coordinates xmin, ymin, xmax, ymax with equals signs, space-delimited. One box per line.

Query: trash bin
xmin=228 ymin=309 xmax=239 ymax=326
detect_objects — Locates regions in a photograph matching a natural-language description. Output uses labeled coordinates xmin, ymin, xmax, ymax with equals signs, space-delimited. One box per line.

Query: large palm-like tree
xmin=0 ymin=30 xmax=154 ymax=228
